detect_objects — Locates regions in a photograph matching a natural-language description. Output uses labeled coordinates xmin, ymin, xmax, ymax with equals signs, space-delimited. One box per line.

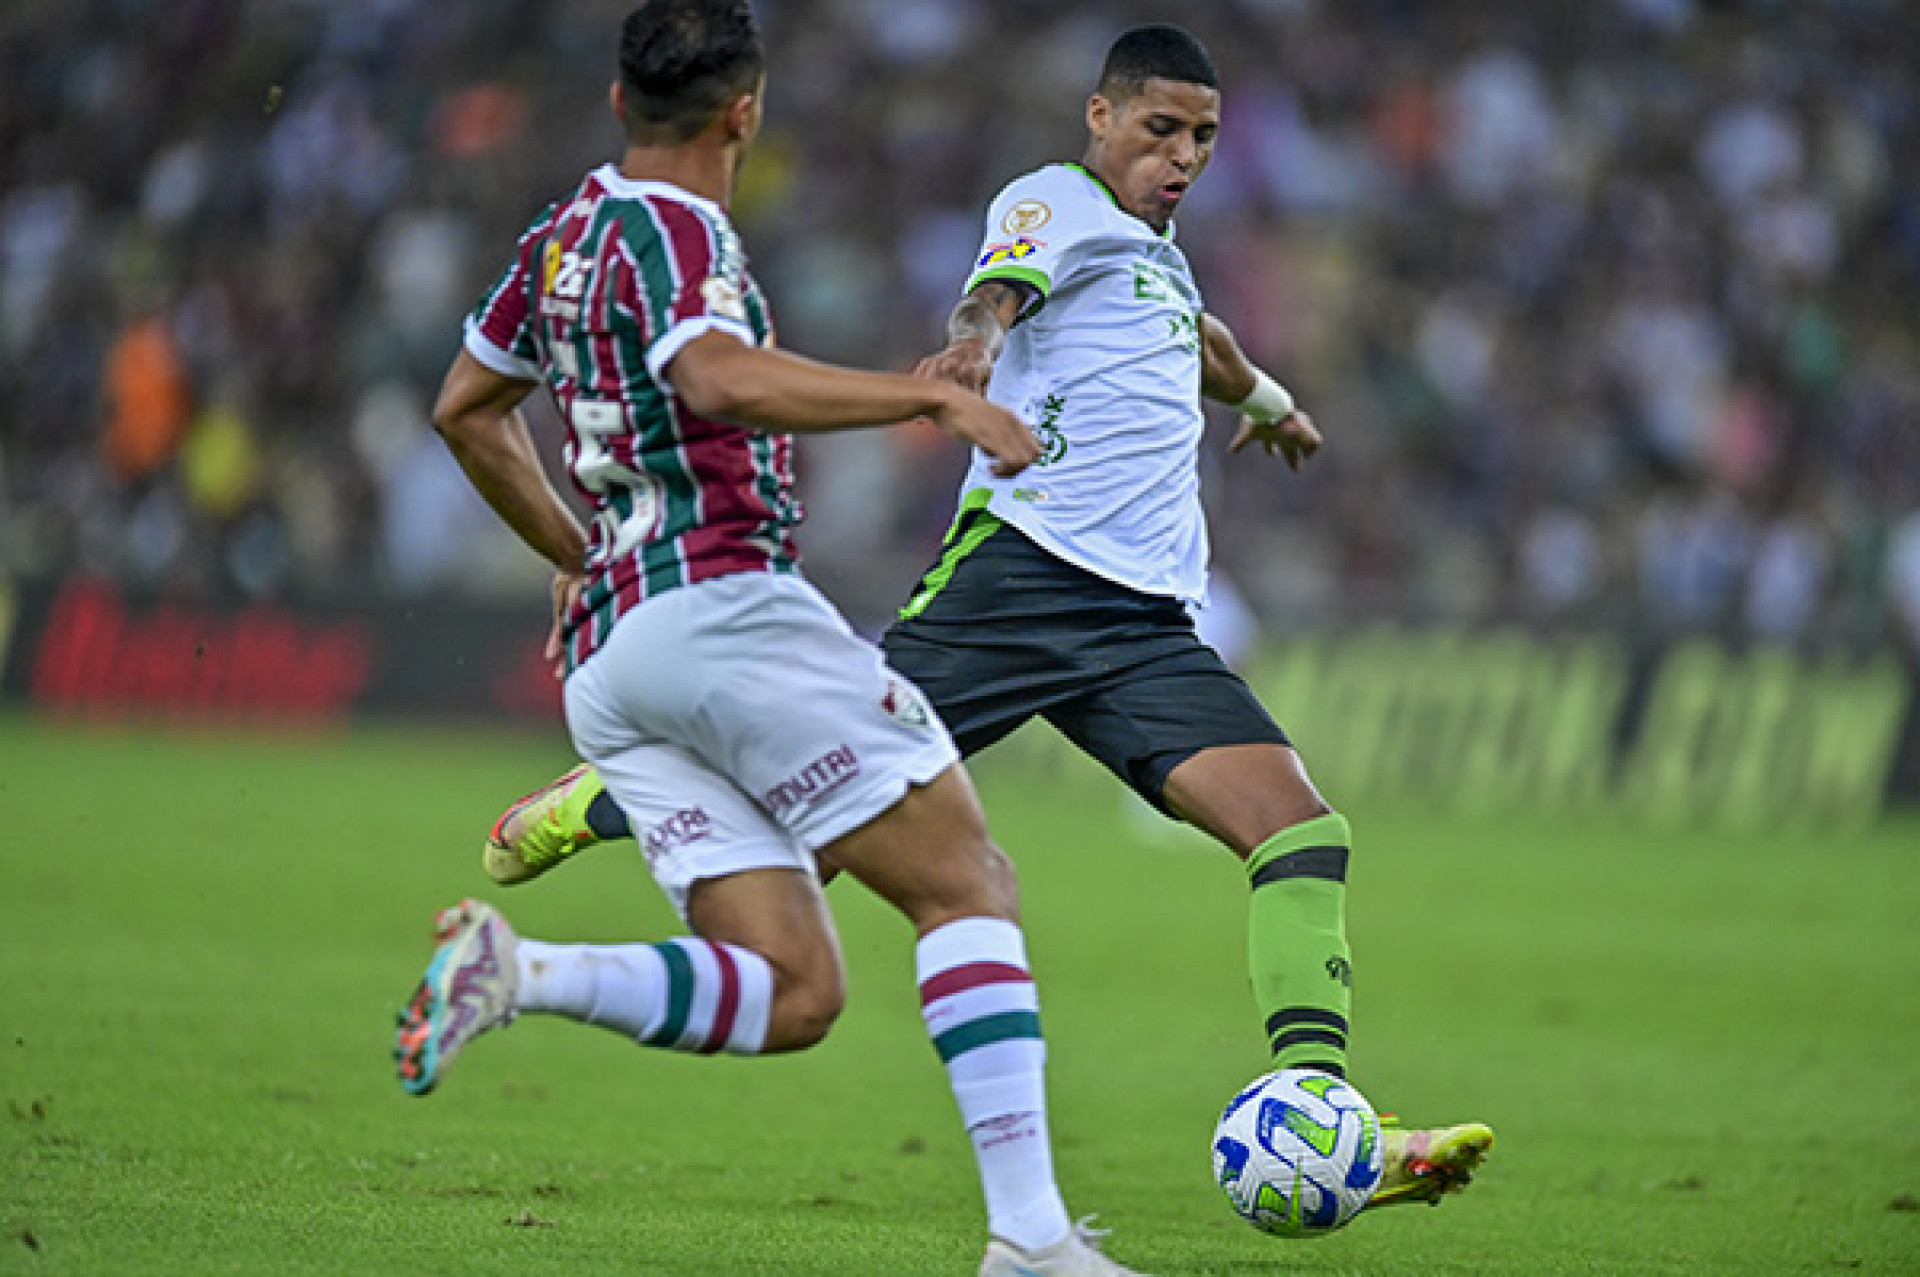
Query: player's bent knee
xmin=764 ymin=975 xmax=844 ymax=1052
xmin=906 ymin=836 xmax=1021 ymax=935
xmin=757 ymin=941 xmax=846 ymax=1053
xmin=972 ymin=837 xmax=1019 ymax=916
xmin=1273 ymin=796 xmax=1336 ymax=834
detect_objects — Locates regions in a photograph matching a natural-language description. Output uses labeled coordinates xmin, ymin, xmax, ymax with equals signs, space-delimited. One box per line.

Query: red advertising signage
xmin=8 ymin=578 xmax=559 ymax=725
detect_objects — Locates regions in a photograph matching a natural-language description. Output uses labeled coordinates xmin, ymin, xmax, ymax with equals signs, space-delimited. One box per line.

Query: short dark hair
xmin=1096 ymin=24 xmax=1218 ymax=101
xmin=618 ymin=0 xmax=765 ymax=143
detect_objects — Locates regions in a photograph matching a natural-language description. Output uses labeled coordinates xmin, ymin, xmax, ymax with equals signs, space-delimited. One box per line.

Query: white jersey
xmin=958 ymin=162 xmax=1209 ymax=603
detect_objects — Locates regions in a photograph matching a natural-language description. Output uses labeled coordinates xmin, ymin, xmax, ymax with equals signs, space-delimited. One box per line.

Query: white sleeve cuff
xmin=463 ymin=318 xmax=542 ymax=381
xmin=645 ymin=315 xmax=759 ymax=382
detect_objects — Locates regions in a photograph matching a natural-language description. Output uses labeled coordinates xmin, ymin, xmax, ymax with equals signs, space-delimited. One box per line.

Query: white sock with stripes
xmin=917 ymin=917 xmax=1070 ymax=1253
xmin=517 ymin=938 xmax=772 ymax=1055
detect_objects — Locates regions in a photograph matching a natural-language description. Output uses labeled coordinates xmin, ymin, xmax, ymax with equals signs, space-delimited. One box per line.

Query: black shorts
xmin=881 ymin=510 xmax=1290 ymax=812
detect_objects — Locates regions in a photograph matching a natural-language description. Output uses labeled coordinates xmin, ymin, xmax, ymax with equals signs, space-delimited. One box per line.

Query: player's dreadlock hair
xmin=1096 ymin=24 xmax=1218 ymax=101
xmin=618 ymin=0 xmax=765 ymax=143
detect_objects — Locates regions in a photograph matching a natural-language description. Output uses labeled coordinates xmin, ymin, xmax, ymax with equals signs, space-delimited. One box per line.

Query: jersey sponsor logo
xmin=543 ymin=243 xmax=594 ymax=299
xmin=1002 ymin=200 xmax=1051 ymax=234
xmin=879 ymin=676 xmax=930 ymax=729
xmin=1028 ymin=390 xmax=1068 ymax=466
xmin=976 ymin=236 xmax=1044 ymax=269
xmin=1132 ymin=261 xmax=1175 ymax=302
xmin=641 ymin=806 xmax=713 ymax=863
xmin=1167 ymin=309 xmax=1201 ymax=355
xmin=700 ymin=274 xmax=748 ymax=322
xmin=763 ymin=744 xmax=861 ymax=818
xmin=541 ymin=241 xmax=591 ymax=321
xmin=1132 ymin=264 xmax=1200 ymax=353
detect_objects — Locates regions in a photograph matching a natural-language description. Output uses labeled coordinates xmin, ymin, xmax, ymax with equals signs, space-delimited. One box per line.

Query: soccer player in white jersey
xmin=393 ymin=4 xmax=1148 ymax=1273
xmin=483 ymin=23 xmax=1493 ymax=1217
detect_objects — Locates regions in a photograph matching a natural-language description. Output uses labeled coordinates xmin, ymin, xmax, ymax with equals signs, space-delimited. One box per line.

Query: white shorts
xmin=563 ymin=572 xmax=958 ymax=919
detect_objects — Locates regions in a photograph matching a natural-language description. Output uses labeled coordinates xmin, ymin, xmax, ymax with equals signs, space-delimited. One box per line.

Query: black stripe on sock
xmin=1269 ymin=1027 xmax=1350 ymax=1057
xmin=1249 ymin=845 xmax=1350 ymax=889
xmin=1265 ymin=1007 xmax=1350 ymax=1045
xmin=1287 ymin=1059 xmax=1346 ymax=1079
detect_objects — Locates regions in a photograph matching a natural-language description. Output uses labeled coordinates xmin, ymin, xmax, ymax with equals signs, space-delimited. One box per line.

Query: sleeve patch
xmin=976 ymin=236 xmax=1045 ymax=269
xmin=700 ymin=274 xmax=748 ymax=322
xmin=1002 ymin=200 xmax=1051 ymax=234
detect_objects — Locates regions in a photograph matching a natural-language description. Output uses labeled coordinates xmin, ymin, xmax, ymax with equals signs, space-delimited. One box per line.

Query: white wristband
xmin=1234 ymin=369 xmax=1296 ymax=424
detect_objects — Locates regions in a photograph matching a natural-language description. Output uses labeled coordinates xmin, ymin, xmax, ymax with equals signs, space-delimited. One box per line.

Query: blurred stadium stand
xmin=1 ymin=0 xmax=1917 ymax=803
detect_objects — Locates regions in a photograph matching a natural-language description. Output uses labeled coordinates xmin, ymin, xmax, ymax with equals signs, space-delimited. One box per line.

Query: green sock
xmin=1245 ymin=812 xmax=1353 ymax=1076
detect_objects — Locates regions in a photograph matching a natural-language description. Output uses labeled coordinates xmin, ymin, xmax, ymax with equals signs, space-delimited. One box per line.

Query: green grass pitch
xmin=3 ymin=715 xmax=1917 ymax=1274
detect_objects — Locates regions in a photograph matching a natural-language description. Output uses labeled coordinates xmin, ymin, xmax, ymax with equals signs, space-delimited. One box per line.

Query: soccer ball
xmin=1211 ymin=1068 xmax=1384 ymax=1238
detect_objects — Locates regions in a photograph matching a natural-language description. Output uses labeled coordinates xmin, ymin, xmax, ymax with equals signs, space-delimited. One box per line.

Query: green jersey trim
xmin=1062 ymin=161 xmax=1172 ymax=239
xmin=1063 ymin=162 xmax=1117 ymax=207
xmin=898 ymin=488 xmax=1000 ymax=620
xmin=964 ymin=263 xmax=1053 ymax=301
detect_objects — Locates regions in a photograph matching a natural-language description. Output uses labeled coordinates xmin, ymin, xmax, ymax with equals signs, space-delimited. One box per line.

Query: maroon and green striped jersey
xmin=463 ymin=164 xmax=799 ymax=671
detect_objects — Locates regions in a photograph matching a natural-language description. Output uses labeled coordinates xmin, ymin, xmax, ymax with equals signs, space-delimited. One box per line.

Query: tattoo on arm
xmin=975 ymin=279 xmax=1033 ymax=324
xmin=949 ymin=278 xmax=1035 ymax=347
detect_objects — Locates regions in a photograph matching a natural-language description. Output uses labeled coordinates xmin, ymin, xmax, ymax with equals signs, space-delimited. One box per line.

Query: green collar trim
xmin=1063 ymin=162 xmax=1172 ymax=239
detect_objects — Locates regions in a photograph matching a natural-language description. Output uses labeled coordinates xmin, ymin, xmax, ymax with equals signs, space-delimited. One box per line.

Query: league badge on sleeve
xmin=700 ymin=274 xmax=748 ymax=322
xmin=1002 ymin=200 xmax=1051 ymax=234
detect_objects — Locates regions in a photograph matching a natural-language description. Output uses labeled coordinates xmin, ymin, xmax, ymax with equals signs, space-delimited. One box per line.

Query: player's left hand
xmin=1230 ymin=409 xmax=1322 ymax=471
xmin=544 ymin=569 xmax=587 ymax=678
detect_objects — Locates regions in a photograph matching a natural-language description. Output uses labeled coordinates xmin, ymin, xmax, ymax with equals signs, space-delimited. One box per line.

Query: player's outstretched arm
xmin=912 ymin=279 xmax=1035 ymax=393
xmin=432 ymin=350 xmax=591 ymax=571
xmin=1199 ymin=312 xmax=1323 ymax=470
xmin=1199 ymin=311 xmax=1260 ymax=404
xmin=666 ymin=331 xmax=1039 ymax=476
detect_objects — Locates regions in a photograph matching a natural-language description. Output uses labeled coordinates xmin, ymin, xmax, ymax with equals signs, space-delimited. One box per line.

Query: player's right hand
xmin=544 ymin=569 xmax=587 ymax=678
xmin=933 ymin=389 xmax=1040 ymax=477
xmin=912 ymin=338 xmax=996 ymax=395
xmin=1229 ymin=408 xmax=1323 ymax=470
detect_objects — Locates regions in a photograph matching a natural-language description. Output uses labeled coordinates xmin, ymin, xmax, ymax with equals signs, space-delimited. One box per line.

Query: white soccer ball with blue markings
xmin=1211 ymin=1067 xmax=1384 ymax=1238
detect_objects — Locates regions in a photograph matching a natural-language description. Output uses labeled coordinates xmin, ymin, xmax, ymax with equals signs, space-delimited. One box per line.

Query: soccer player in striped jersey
xmin=392 ymin=4 xmax=1146 ymax=1273
xmin=483 ymin=21 xmax=1492 ymax=1220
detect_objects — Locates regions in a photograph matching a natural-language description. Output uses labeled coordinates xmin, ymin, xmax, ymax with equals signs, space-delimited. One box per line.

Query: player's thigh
xmin=634 ymin=574 xmax=961 ymax=855
xmin=882 ymin=522 xmax=1108 ymax=756
xmin=1051 ymin=645 xmax=1294 ymax=818
xmin=565 ymin=674 xmax=815 ymax=922
xmin=881 ymin=620 xmax=1047 ymax=757
xmin=571 ymin=710 xmax=845 ymax=1007
xmin=817 ymin=762 xmax=1017 ymax=932
xmin=1162 ymin=742 xmax=1331 ymax=857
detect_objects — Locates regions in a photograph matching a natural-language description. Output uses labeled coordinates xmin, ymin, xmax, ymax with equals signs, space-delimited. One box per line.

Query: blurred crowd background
xmin=3 ymin=0 xmax=1918 ymax=651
